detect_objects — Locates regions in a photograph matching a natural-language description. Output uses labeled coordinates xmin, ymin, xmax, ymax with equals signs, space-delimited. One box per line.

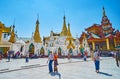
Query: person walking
xmin=93 ymin=50 xmax=100 ymax=73
xmin=25 ymin=54 xmax=29 ymax=63
xmin=7 ymin=51 xmax=11 ymax=62
xmin=0 ymin=53 xmax=2 ymax=60
xmin=68 ymin=53 xmax=72 ymax=62
xmin=68 ymin=53 xmax=71 ymax=60
xmin=47 ymin=51 xmax=54 ymax=73
xmin=53 ymin=52 xmax=58 ymax=73
xmin=84 ymin=51 xmax=88 ymax=61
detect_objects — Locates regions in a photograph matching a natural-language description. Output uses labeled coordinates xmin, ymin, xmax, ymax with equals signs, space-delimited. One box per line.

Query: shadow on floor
xmin=98 ymin=71 xmax=112 ymax=76
xmin=50 ymin=72 xmax=61 ymax=79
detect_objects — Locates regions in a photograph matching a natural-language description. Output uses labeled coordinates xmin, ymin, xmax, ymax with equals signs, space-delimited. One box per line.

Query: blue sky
xmin=0 ymin=0 xmax=120 ymax=39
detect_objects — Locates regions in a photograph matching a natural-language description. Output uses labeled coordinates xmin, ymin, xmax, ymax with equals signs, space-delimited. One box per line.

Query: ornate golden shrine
xmin=0 ymin=21 xmax=11 ymax=43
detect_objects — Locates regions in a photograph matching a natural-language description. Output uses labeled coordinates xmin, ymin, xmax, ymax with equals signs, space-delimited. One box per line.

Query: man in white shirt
xmin=94 ymin=50 xmax=100 ymax=73
xmin=47 ymin=51 xmax=54 ymax=73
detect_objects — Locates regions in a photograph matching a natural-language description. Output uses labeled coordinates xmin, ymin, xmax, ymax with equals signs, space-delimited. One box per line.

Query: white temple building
xmin=0 ymin=15 xmax=90 ymax=57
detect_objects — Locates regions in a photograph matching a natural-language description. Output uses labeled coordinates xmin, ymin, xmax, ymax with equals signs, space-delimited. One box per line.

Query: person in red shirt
xmin=53 ymin=52 xmax=58 ymax=73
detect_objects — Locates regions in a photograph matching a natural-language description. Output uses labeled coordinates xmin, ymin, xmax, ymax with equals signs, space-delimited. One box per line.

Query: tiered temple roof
xmin=79 ymin=7 xmax=120 ymax=51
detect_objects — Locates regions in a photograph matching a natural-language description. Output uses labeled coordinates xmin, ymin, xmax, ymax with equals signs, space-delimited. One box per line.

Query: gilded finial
xmin=63 ymin=11 xmax=66 ymax=20
xmin=67 ymin=22 xmax=72 ymax=37
xmin=68 ymin=22 xmax=70 ymax=26
xmin=13 ymin=18 xmax=15 ymax=31
xmin=103 ymin=6 xmax=106 ymax=16
xmin=36 ymin=13 xmax=39 ymax=24
xmin=63 ymin=15 xmax=66 ymax=20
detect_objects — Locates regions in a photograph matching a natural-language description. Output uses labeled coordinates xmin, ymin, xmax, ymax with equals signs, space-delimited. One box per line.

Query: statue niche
xmin=40 ymin=47 xmax=45 ymax=56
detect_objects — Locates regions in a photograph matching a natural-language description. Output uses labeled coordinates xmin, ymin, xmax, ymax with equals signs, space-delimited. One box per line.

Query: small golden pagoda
xmin=67 ymin=23 xmax=72 ymax=37
xmin=33 ymin=17 xmax=42 ymax=43
xmin=60 ymin=15 xmax=68 ymax=36
xmin=9 ymin=25 xmax=16 ymax=43
xmin=66 ymin=23 xmax=75 ymax=49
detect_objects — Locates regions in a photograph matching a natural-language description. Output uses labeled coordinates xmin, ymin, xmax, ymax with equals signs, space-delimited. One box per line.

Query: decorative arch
xmin=20 ymin=45 xmax=24 ymax=52
xmin=29 ymin=43 xmax=34 ymax=55
xmin=48 ymin=50 xmax=50 ymax=56
xmin=80 ymin=47 xmax=84 ymax=56
xmin=40 ymin=47 xmax=45 ymax=56
xmin=69 ymin=48 xmax=73 ymax=55
xmin=0 ymin=48 xmax=3 ymax=54
xmin=58 ymin=47 xmax=62 ymax=56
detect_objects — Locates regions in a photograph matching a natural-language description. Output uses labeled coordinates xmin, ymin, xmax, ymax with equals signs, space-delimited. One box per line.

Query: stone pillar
xmin=92 ymin=41 xmax=95 ymax=50
xmin=106 ymin=38 xmax=110 ymax=50
xmin=114 ymin=38 xmax=116 ymax=47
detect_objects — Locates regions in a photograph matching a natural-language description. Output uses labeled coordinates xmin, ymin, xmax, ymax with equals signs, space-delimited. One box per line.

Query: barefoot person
xmin=67 ymin=53 xmax=71 ymax=62
xmin=25 ymin=54 xmax=29 ymax=63
xmin=94 ymin=50 xmax=100 ymax=73
xmin=54 ymin=52 xmax=58 ymax=73
xmin=47 ymin=51 xmax=54 ymax=73
xmin=84 ymin=51 xmax=88 ymax=61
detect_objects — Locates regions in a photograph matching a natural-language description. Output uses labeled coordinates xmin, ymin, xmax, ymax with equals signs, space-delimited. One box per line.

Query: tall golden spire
xmin=66 ymin=23 xmax=75 ymax=49
xmin=67 ymin=23 xmax=72 ymax=37
xmin=9 ymin=25 xmax=16 ymax=43
xmin=103 ymin=7 xmax=106 ymax=17
xmin=60 ymin=15 xmax=68 ymax=36
xmin=33 ymin=15 xmax=42 ymax=43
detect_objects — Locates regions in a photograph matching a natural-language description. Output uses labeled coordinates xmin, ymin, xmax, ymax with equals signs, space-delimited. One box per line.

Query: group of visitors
xmin=47 ymin=49 xmax=100 ymax=74
xmin=2 ymin=48 xmax=119 ymax=75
